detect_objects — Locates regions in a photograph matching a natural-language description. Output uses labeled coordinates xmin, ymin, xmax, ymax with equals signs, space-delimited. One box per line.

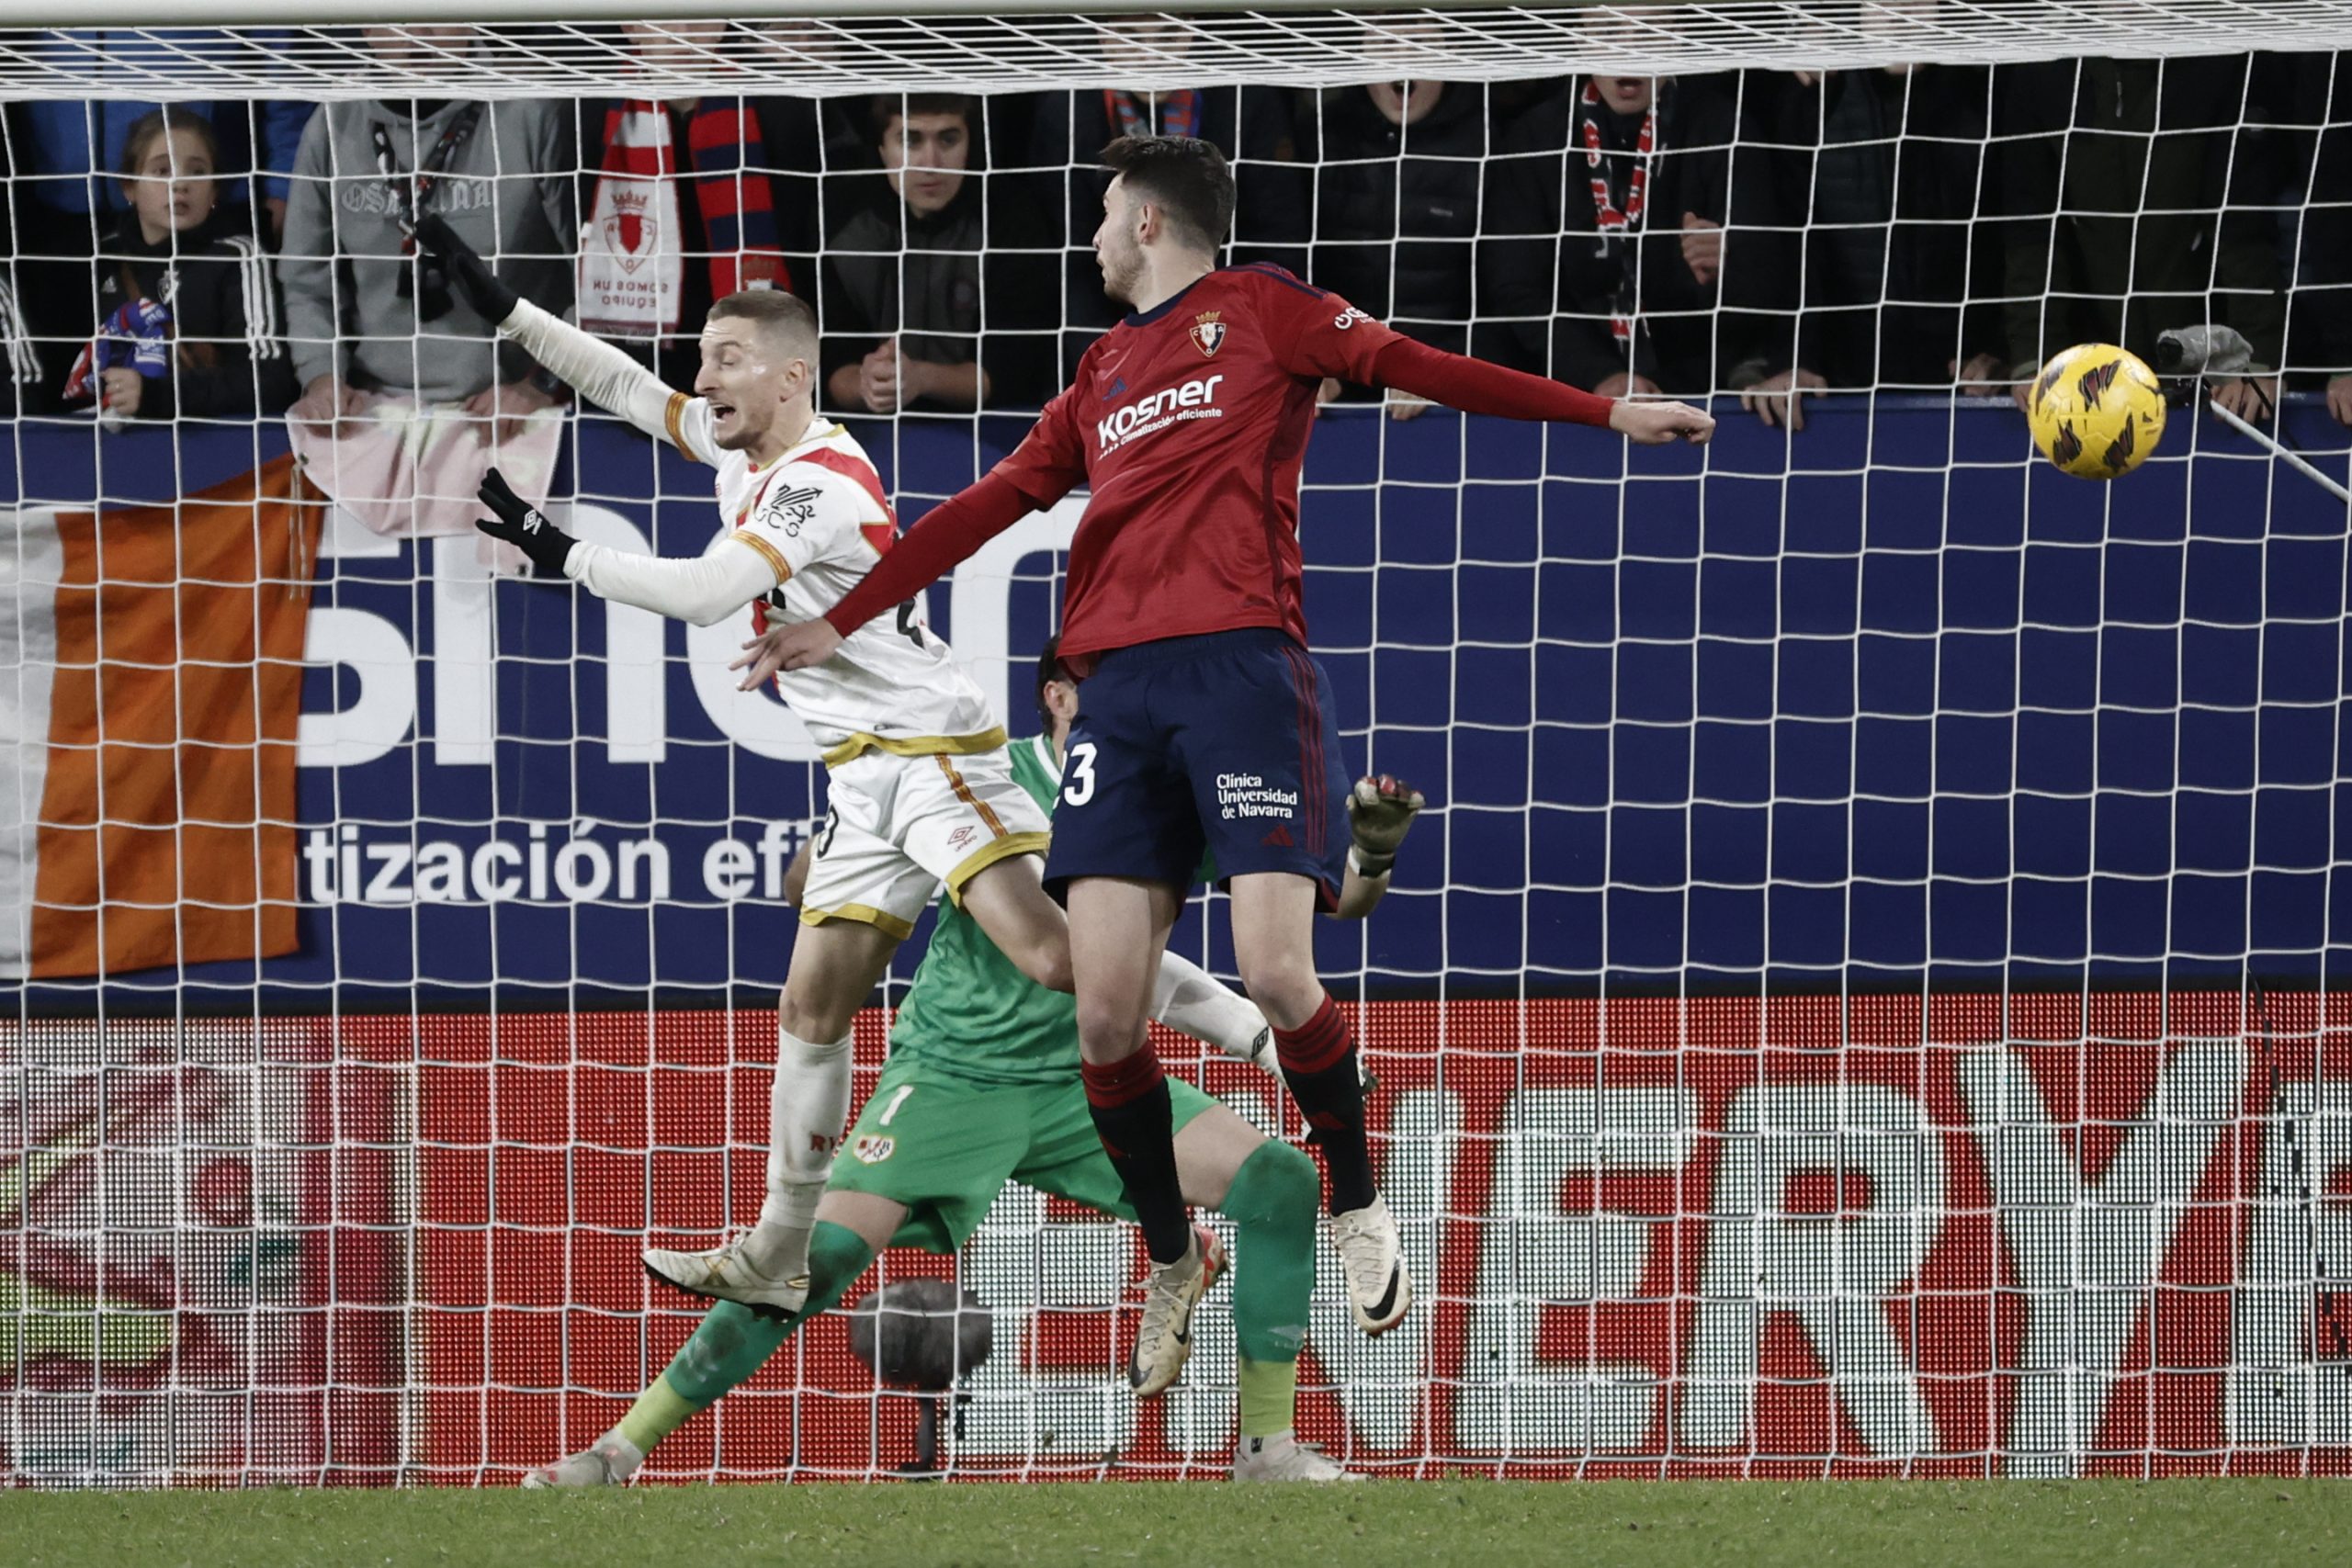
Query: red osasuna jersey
xmin=991 ymin=264 xmax=1404 ymax=660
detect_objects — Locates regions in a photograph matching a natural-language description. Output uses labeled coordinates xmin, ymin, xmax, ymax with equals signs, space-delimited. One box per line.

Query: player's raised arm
xmin=471 ymin=292 xmax=838 ymax=626
xmin=413 ymin=214 xmax=711 ymax=460
xmin=1264 ymin=273 xmax=1715 ymax=446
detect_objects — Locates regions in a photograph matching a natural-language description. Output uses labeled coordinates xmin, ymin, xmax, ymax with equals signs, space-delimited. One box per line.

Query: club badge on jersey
xmin=1190 ymin=311 xmax=1226 ymax=357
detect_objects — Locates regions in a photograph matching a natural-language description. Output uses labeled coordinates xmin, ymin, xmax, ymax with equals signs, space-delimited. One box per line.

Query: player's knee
xmin=1074 ymin=997 xmax=1144 ymax=1061
xmin=1237 ymin=1138 xmax=1320 ymax=1226
xmin=776 ymin=987 xmax=855 ymax=1045
xmin=1232 ymin=949 xmax=1322 ymax=1024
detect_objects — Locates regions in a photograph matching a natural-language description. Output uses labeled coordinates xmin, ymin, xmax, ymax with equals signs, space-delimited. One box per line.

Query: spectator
xmin=1995 ymin=55 xmax=2286 ymax=421
xmin=9 ymin=33 xmax=308 ymax=250
xmin=64 ymin=108 xmax=297 ymax=425
xmin=1736 ymin=66 xmax=2007 ymax=423
xmin=1299 ymin=79 xmax=1490 ymax=418
xmin=1026 ymin=53 xmax=1303 ymax=373
xmin=279 ymin=26 xmax=574 ymax=435
xmin=578 ymin=19 xmax=866 ymax=386
xmin=1479 ymin=73 xmax=1778 ymax=400
xmin=823 ymin=94 xmax=1055 ymax=415
xmin=2263 ymin=50 xmax=2352 ymax=423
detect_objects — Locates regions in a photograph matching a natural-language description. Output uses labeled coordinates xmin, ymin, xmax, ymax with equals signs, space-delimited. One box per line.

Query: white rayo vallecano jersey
xmin=665 ymin=394 xmax=999 ymax=763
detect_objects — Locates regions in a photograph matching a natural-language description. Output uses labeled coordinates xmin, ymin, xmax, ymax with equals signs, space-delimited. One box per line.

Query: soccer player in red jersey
xmin=742 ymin=135 xmax=1713 ymax=1393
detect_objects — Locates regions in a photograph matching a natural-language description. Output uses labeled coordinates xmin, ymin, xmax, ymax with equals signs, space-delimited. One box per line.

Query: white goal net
xmin=8 ymin=2 xmax=2352 ymax=1484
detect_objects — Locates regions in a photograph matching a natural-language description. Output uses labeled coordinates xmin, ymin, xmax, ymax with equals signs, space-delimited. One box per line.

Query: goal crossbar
xmin=5 ymin=4 xmax=2352 ymax=100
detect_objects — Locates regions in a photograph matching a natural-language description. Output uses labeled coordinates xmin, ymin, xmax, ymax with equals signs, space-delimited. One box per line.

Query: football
xmin=2025 ymin=342 xmax=2167 ymax=479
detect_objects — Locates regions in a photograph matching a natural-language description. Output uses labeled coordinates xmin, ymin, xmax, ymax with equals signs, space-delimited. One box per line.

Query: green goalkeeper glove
xmin=1346 ymin=773 xmax=1423 ymax=879
xmin=411 ymin=213 xmax=520 ymax=326
xmin=474 ymin=467 xmax=576 ymax=576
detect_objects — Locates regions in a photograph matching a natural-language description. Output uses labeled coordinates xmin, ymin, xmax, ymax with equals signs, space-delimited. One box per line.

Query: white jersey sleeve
xmin=729 ymin=461 xmax=873 ymax=591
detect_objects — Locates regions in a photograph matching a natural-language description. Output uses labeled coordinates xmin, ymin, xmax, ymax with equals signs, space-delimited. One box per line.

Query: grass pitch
xmin=7 ymin=1479 xmax=2348 ymax=1568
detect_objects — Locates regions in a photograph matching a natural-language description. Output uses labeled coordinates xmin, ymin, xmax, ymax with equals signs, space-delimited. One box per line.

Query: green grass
xmin=6 ymin=1480 xmax=2349 ymax=1568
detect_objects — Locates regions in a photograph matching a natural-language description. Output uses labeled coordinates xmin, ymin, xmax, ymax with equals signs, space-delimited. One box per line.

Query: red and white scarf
xmin=1580 ymin=81 xmax=1657 ymax=344
xmin=1102 ymin=88 xmax=1202 ymax=141
xmin=581 ymin=101 xmax=790 ymax=337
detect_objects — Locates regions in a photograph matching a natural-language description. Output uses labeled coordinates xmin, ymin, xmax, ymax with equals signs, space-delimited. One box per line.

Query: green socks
xmin=1219 ymin=1137 xmax=1321 ymax=1438
xmin=616 ymin=1135 xmax=1325 ymax=1460
xmin=1237 ymin=1358 xmax=1302 ymax=1440
xmin=616 ymin=1219 xmax=876 ymax=1455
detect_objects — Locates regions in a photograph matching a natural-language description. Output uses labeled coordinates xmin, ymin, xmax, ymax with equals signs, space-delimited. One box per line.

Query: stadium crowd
xmin=6 ymin=22 xmax=2350 ymax=432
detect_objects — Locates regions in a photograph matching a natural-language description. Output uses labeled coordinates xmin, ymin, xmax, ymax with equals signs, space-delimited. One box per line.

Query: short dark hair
xmin=1100 ymin=134 xmax=1234 ymax=250
xmin=870 ymin=93 xmax=974 ymax=141
xmin=708 ymin=288 xmax=818 ymax=356
xmin=1036 ymin=635 xmax=1073 ymax=732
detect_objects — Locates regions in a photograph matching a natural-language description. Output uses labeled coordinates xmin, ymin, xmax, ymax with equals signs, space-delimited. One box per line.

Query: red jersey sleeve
xmin=1261 ymin=275 xmax=1407 ymax=384
xmin=989 ymin=382 xmax=1089 ymax=508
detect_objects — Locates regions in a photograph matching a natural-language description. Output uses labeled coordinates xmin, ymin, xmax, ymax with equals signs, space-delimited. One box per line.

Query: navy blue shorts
xmin=1045 ymin=628 xmax=1351 ymax=907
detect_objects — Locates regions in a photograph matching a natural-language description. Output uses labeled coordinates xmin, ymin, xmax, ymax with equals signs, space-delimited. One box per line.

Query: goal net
xmin=8 ymin=2 xmax=2352 ymax=1484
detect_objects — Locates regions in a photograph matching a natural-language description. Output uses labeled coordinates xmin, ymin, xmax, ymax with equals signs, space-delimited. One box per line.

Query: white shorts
xmin=797 ymin=746 xmax=1052 ymax=939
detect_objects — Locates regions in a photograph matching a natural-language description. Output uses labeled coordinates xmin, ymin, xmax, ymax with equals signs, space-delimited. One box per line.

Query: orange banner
xmin=31 ymin=453 xmax=321 ymax=977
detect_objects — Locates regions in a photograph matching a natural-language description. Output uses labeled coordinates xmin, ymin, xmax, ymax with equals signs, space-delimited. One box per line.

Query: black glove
xmin=475 ymin=467 xmax=576 ymax=576
xmin=412 ymin=213 xmax=519 ymax=325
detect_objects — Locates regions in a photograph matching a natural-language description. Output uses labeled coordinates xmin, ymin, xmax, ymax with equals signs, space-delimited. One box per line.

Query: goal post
xmin=5 ymin=5 xmax=2352 ymax=1486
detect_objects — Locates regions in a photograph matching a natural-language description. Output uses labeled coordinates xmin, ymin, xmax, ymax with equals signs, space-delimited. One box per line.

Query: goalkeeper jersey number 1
xmin=666 ymin=394 xmax=1000 ymax=765
xmin=885 ymin=733 xmax=1081 ymax=1086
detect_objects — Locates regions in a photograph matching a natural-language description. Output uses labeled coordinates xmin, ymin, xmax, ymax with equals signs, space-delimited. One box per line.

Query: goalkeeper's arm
xmin=1330 ymin=773 xmax=1422 ymax=920
xmin=413 ymin=215 xmax=693 ymax=453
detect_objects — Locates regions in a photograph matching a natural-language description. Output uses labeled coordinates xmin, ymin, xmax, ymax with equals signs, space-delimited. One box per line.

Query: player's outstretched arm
xmin=474 ymin=466 xmax=777 ymax=620
xmin=1370 ymin=336 xmax=1714 ymax=446
xmin=413 ymin=214 xmax=692 ymax=449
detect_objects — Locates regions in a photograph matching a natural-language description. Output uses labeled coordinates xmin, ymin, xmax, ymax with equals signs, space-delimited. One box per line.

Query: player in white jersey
xmin=414 ymin=218 xmax=1272 ymax=1325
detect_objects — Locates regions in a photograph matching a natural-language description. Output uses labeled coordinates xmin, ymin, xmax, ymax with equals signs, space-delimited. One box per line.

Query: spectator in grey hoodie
xmin=281 ymin=26 xmax=574 ymax=437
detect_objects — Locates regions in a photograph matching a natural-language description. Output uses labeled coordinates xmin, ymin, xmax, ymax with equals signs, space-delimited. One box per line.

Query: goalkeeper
xmin=526 ymin=640 xmax=1424 ymax=1487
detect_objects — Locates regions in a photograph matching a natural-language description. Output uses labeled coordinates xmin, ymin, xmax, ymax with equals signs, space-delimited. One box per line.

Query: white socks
xmin=1152 ymin=951 xmax=1271 ymax=1064
xmin=746 ymin=1023 xmax=852 ymax=1278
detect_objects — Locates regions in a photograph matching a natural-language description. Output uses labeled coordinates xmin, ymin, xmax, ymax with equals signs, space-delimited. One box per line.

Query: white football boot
xmin=1128 ymin=1224 xmax=1226 ymax=1398
xmin=643 ymin=1235 xmax=809 ymax=1319
xmin=520 ymin=1430 xmax=642 ymax=1489
xmin=1232 ymin=1432 xmax=1365 ymax=1483
xmin=1330 ymin=1194 xmax=1412 ymax=1336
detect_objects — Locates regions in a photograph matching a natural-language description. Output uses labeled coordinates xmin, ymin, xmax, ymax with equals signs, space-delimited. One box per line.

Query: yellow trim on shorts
xmin=820 ymin=726 xmax=1010 ymax=770
xmin=731 ymin=529 xmax=792 ymax=584
xmin=934 ymin=751 xmax=1007 ymax=836
xmin=944 ymin=830 xmax=1052 ymax=907
xmin=664 ymin=391 xmax=699 ymax=463
xmin=797 ymin=902 xmax=917 ymax=941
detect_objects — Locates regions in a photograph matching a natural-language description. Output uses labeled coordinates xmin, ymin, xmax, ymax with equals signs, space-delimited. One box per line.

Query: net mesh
xmin=5 ymin=12 xmax=2352 ymax=1484
xmin=1 ymin=7 xmax=2351 ymax=98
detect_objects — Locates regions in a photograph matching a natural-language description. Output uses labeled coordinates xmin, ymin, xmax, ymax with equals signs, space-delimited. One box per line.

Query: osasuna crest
xmin=602 ymin=187 xmax=657 ymax=275
xmin=854 ymin=1135 xmax=896 ymax=1165
xmin=1190 ymin=310 xmax=1227 ymax=357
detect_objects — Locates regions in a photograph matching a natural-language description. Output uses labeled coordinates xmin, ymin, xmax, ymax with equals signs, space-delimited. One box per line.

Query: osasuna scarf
xmin=1102 ymin=88 xmax=1202 ymax=141
xmin=1579 ymin=81 xmax=1657 ymax=345
xmin=582 ymin=101 xmax=790 ymax=336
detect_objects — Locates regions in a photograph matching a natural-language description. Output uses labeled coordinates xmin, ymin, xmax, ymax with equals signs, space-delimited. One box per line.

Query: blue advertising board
xmin=10 ymin=395 xmax=2350 ymax=1005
